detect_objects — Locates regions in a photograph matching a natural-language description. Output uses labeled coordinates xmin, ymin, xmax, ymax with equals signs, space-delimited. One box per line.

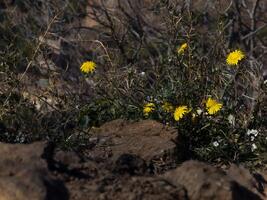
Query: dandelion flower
xmin=143 ymin=103 xmax=155 ymax=116
xmin=177 ymin=43 xmax=188 ymax=54
xmin=174 ymin=105 xmax=190 ymax=121
xmin=80 ymin=61 xmax=96 ymax=74
xmin=226 ymin=50 xmax=245 ymax=65
xmin=206 ymin=98 xmax=222 ymax=115
xmin=162 ymin=102 xmax=174 ymax=112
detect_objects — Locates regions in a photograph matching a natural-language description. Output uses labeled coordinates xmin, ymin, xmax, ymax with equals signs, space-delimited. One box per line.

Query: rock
xmin=257 ymin=170 xmax=267 ymax=197
xmin=0 ymin=127 xmax=266 ymax=200
xmin=0 ymin=171 xmax=46 ymax=200
xmin=112 ymin=154 xmax=147 ymax=175
xmin=0 ymin=142 xmax=68 ymax=200
xmin=95 ymin=176 xmax=187 ymax=200
xmin=68 ymin=175 xmax=187 ymax=200
xmin=0 ymin=142 xmax=47 ymax=176
xmin=91 ymin=119 xmax=178 ymax=171
xmin=163 ymin=160 xmax=262 ymax=200
xmin=85 ymin=0 xmax=231 ymax=29
xmin=227 ymin=164 xmax=261 ymax=196
xmin=264 ymin=172 xmax=267 ymax=197
xmin=54 ymin=150 xmax=81 ymax=168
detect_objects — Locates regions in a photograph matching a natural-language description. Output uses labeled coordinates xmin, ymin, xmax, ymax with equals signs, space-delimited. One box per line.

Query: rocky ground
xmin=0 ymin=119 xmax=266 ymax=200
xmin=0 ymin=1 xmax=267 ymax=199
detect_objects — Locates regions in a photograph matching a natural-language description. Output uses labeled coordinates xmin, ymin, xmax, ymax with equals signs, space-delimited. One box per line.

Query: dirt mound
xmin=0 ymin=120 xmax=266 ymax=200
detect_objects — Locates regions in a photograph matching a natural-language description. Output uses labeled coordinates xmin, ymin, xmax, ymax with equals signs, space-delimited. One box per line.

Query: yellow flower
xmin=174 ymin=105 xmax=190 ymax=121
xmin=143 ymin=103 xmax=155 ymax=116
xmin=177 ymin=43 xmax=188 ymax=54
xmin=206 ymin=97 xmax=222 ymax=115
xmin=162 ymin=102 xmax=174 ymax=112
xmin=80 ymin=61 xmax=96 ymax=73
xmin=226 ymin=50 xmax=245 ymax=65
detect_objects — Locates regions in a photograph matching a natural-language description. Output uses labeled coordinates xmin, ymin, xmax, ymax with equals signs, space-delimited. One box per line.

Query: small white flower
xmin=254 ymin=132 xmax=258 ymax=137
xmin=246 ymin=129 xmax=259 ymax=137
xmin=227 ymin=114 xmax=235 ymax=126
xmin=251 ymin=143 xmax=257 ymax=151
xmin=213 ymin=141 xmax=219 ymax=147
xmin=196 ymin=108 xmax=203 ymax=115
xmin=155 ymin=99 xmax=160 ymax=103
xmin=140 ymin=71 xmax=145 ymax=76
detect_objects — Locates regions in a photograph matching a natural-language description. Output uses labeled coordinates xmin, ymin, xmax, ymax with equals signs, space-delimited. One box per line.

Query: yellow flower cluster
xmin=143 ymin=97 xmax=222 ymax=121
xmin=80 ymin=49 xmax=245 ymax=76
xmin=176 ymin=44 xmax=245 ymax=66
xmin=80 ymin=61 xmax=96 ymax=74
xmin=144 ymin=101 xmax=174 ymax=116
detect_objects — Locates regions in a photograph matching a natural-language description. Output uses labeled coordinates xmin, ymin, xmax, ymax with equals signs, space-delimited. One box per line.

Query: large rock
xmin=163 ymin=161 xmax=263 ymax=200
xmin=90 ymin=119 xmax=178 ymax=172
xmin=0 ymin=142 xmax=68 ymax=200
